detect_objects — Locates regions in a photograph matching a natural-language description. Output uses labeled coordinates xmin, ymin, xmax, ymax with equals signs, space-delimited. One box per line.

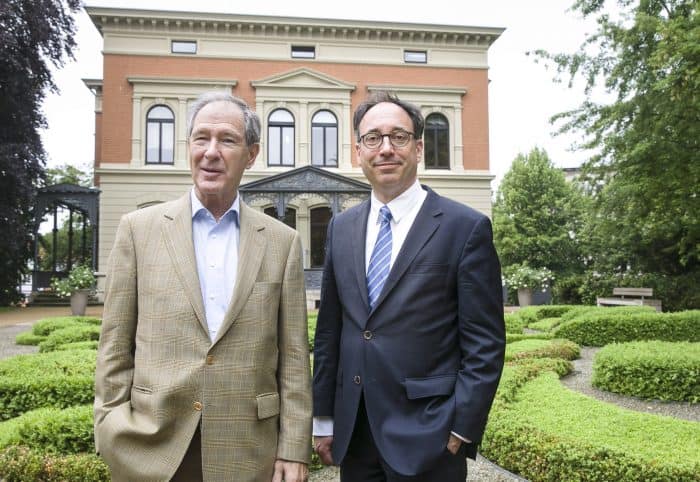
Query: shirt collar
xmin=370 ymin=179 xmax=423 ymax=224
xmin=190 ymin=188 xmax=240 ymax=224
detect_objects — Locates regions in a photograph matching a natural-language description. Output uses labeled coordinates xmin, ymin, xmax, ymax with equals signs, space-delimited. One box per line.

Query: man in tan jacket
xmin=94 ymin=92 xmax=311 ymax=481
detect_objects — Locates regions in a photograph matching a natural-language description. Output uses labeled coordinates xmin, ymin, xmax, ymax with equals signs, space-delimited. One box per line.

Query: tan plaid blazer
xmin=94 ymin=193 xmax=311 ymax=481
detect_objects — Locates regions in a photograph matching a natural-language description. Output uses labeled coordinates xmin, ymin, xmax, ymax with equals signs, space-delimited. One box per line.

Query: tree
xmin=0 ymin=0 xmax=80 ymax=304
xmin=46 ymin=163 xmax=93 ymax=187
xmin=493 ymin=147 xmax=586 ymax=275
xmin=535 ymin=1 xmax=699 ymax=309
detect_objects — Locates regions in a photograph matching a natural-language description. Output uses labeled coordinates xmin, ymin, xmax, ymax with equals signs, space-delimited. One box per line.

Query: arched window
xmin=145 ymin=105 xmax=174 ymax=164
xmin=424 ymin=113 xmax=449 ymax=169
xmin=311 ymin=110 xmax=338 ymax=167
xmin=310 ymin=207 xmax=332 ymax=268
xmin=268 ymin=109 xmax=295 ymax=166
xmin=264 ymin=206 xmax=297 ymax=230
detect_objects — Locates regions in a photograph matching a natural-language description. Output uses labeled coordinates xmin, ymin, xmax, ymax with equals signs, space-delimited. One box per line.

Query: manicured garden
xmin=0 ymin=307 xmax=698 ymax=480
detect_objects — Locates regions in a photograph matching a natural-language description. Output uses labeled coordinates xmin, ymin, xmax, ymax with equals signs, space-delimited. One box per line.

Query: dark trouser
xmin=171 ymin=425 xmax=203 ymax=482
xmin=340 ymin=397 xmax=467 ymax=482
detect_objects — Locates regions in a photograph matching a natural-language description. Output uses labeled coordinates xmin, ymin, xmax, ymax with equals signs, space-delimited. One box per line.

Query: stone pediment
xmin=240 ymin=166 xmax=370 ymax=193
xmin=251 ymin=68 xmax=355 ymax=91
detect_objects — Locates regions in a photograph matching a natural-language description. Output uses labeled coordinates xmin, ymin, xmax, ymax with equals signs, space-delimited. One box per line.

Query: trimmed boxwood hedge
xmin=515 ymin=305 xmax=577 ymax=326
xmin=0 ymin=350 xmax=95 ymax=420
xmin=552 ymin=310 xmax=700 ymax=346
xmin=505 ymin=339 xmax=579 ymax=362
xmin=38 ymin=325 xmax=102 ymax=353
xmin=0 ymin=405 xmax=94 ymax=454
xmin=0 ymin=446 xmax=108 ymax=482
xmin=593 ymin=341 xmax=700 ymax=402
xmin=483 ymin=371 xmax=700 ymax=481
xmin=558 ymin=305 xmax=655 ymax=323
xmin=504 ymin=312 xmax=526 ymax=334
xmin=16 ymin=317 xmax=101 ymax=346
xmin=528 ymin=317 xmax=561 ymax=332
xmin=505 ymin=332 xmax=552 ymax=343
xmin=54 ymin=340 xmax=99 ymax=351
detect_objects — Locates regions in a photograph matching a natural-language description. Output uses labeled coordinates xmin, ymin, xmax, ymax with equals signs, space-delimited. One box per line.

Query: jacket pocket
xmin=256 ymin=392 xmax=280 ymax=419
xmin=407 ymin=263 xmax=448 ymax=274
xmin=404 ymin=374 xmax=457 ymax=399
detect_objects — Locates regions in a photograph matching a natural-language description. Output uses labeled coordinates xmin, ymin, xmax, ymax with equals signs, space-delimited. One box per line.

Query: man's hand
xmin=446 ymin=434 xmax=462 ymax=455
xmin=271 ymin=459 xmax=308 ymax=482
xmin=313 ymin=435 xmax=334 ymax=465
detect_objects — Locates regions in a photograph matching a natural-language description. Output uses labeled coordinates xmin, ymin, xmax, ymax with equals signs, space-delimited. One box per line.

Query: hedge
xmin=505 ymin=332 xmax=552 ymax=343
xmin=552 ymin=310 xmax=700 ymax=346
xmin=593 ymin=341 xmax=700 ymax=402
xmin=38 ymin=325 xmax=102 ymax=353
xmin=0 ymin=446 xmax=108 ymax=482
xmin=505 ymin=339 xmax=579 ymax=362
xmin=482 ymin=371 xmax=700 ymax=481
xmin=0 ymin=405 xmax=94 ymax=454
xmin=558 ymin=305 xmax=655 ymax=323
xmin=16 ymin=317 xmax=101 ymax=346
xmin=13 ymin=332 xmax=44 ymax=346
xmin=528 ymin=317 xmax=561 ymax=332
xmin=504 ymin=312 xmax=526 ymax=334
xmin=54 ymin=341 xmax=99 ymax=352
xmin=516 ymin=305 xmax=577 ymax=326
xmin=0 ymin=350 xmax=96 ymax=420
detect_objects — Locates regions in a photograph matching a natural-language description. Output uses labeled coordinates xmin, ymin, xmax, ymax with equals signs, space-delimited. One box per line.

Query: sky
xmin=41 ymin=0 xmax=600 ymax=188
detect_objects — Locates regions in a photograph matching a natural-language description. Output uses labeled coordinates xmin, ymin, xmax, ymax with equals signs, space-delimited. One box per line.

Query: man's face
xmin=355 ymin=102 xmax=423 ymax=204
xmin=188 ymin=101 xmax=259 ymax=210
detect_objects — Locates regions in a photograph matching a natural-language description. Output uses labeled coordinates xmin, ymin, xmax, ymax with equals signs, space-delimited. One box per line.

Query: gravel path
xmin=0 ymin=323 xmax=39 ymax=359
xmin=560 ymin=346 xmax=699 ymax=422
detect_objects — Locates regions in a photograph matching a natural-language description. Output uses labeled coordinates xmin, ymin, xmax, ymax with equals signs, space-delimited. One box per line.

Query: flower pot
xmin=517 ymin=288 xmax=533 ymax=307
xmin=70 ymin=290 xmax=90 ymax=316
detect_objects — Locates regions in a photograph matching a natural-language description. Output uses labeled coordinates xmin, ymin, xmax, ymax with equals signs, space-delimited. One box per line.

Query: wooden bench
xmin=596 ymin=288 xmax=662 ymax=312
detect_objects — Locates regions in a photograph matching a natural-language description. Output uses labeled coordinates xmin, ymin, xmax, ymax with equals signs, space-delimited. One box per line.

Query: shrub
xmin=38 ymin=325 xmax=101 ymax=353
xmin=31 ymin=317 xmax=101 ymax=337
xmin=552 ymin=310 xmax=700 ymax=346
xmin=593 ymin=341 xmax=700 ymax=402
xmin=14 ymin=333 xmax=44 ymax=346
xmin=503 ymin=264 xmax=554 ymax=292
xmin=504 ymin=312 xmax=526 ymax=334
xmin=506 ymin=333 xmax=552 ymax=343
xmin=0 ymin=405 xmax=94 ymax=454
xmin=307 ymin=313 xmax=318 ymax=351
xmin=50 ymin=265 xmax=96 ymax=298
xmin=0 ymin=350 xmax=95 ymax=420
xmin=0 ymin=446 xmax=108 ymax=482
xmin=505 ymin=339 xmax=579 ymax=362
xmin=54 ymin=341 xmax=99 ymax=351
xmin=528 ymin=317 xmax=561 ymax=332
xmin=483 ymin=372 xmax=700 ymax=481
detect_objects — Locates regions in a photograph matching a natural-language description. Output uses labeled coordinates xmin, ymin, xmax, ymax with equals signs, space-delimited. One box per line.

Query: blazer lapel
xmin=352 ymin=201 xmax=371 ymax=315
xmin=370 ymin=188 xmax=442 ymax=314
xmin=213 ymin=201 xmax=266 ymax=345
xmin=162 ymin=193 xmax=208 ymax=334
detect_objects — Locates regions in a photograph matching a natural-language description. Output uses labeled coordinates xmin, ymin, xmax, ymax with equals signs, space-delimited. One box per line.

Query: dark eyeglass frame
xmin=358 ymin=129 xmax=415 ymax=149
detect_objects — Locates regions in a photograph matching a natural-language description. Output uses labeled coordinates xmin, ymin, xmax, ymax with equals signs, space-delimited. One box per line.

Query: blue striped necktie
xmin=367 ymin=206 xmax=393 ymax=310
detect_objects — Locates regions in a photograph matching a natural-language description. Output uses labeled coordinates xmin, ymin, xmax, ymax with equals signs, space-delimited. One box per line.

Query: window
xmin=310 ymin=207 xmax=332 ymax=268
xmin=291 ymin=45 xmax=315 ymax=59
xmin=264 ymin=206 xmax=296 ymax=230
xmin=311 ymin=110 xmax=338 ymax=167
xmin=404 ymin=50 xmax=427 ymax=63
xmin=171 ymin=40 xmax=197 ymax=54
xmin=424 ymin=113 xmax=449 ymax=169
xmin=268 ymin=109 xmax=295 ymax=166
xmin=145 ymin=105 xmax=174 ymax=164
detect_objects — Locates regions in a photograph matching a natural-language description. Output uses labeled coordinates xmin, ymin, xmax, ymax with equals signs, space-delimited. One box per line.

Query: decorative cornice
xmin=127 ymin=76 xmax=237 ymax=87
xmin=367 ymin=84 xmax=467 ymax=95
xmin=86 ymin=7 xmax=503 ymax=49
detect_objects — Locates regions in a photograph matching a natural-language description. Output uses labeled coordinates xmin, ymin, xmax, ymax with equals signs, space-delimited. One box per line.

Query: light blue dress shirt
xmin=191 ymin=189 xmax=240 ymax=342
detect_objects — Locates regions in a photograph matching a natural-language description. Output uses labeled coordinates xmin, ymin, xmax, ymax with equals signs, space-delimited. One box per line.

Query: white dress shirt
xmin=191 ymin=189 xmax=240 ymax=342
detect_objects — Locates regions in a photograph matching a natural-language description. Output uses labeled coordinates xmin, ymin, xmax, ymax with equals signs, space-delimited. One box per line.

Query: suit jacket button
xmin=193 ymin=401 xmax=203 ymax=411
xmin=353 ymin=375 xmax=361 ymax=385
xmin=206 ymin=355 xmax=214 ymax=365
xmin=363 ymin=330 xmax=372 ymax=340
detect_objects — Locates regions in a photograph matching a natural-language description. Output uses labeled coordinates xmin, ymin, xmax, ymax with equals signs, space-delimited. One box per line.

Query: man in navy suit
xmin=312 ymin=91 xmax=505 ymax=481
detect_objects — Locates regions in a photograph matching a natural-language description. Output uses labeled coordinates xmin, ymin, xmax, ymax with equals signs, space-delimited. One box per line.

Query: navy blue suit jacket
xmin=312 ymin=187 xmax=506 ymax=476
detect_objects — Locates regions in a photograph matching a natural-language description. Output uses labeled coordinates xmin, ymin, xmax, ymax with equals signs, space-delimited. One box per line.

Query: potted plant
xmin=51 ymin=264 xmax=96 ymax=316
xmin=503 ymin=264 xmax=554 ymax=307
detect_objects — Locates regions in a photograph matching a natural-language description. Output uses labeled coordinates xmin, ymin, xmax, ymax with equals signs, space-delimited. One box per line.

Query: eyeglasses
xmin=359 ymin=129 xmax=415 ymax=149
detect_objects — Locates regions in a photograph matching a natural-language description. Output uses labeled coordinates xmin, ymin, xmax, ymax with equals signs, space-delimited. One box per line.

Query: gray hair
xmin=353 ymin=91 xmax=424 ymax=141
xmin=187 ymin=92 xmax=261 ymax=146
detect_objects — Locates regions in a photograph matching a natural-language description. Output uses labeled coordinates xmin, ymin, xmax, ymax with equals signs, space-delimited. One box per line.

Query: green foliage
xmin=505 ymin=339 xmax=580 ymax=362
xmin=50 ymin=265 xmax=96 ymax=298
xmin=503 ymin=264 xmax=554 ymax=291
xmin=593 ymin=341 xmax=700 ymax=402
xmin=45 ymin=164 xmax=92 ymax=187
xmin=38 ymin=325 xmax=101 ymax=353
xmin=0 ymin=0 xmax=81 ymax=305
xmin=534 ymin=1 xmax=700 ymax=310
xmin=483 ymin=372 xmax=700 ymax=481
xmin=307 ymin=312 xmax=317 ymax=351
xmin=528 ymin=317 xmax=562 ymax=332
xmin=493 ymin=147 xmax=587 ymax=276
xmin=0 ymin=446 xmax=108 ymax=482
xmin=506 ymin=333 xmax=553 ymax=343
xmin=0 ymin=405 xmax=94 ymax=454
xmin=26 ymin=316 xmax=101 ymax=337
xmin=14 ymin=333 xmax=44 ymax=346
xmin=54 ymin=341 xmax=98 ymax=351
xmin=504 ymin=312 xmax=526 ymax=334
xmin=0 ymin=350 xmax=95 ymax=420
xmin=553 ymin=310 xmax=700 ymax=346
